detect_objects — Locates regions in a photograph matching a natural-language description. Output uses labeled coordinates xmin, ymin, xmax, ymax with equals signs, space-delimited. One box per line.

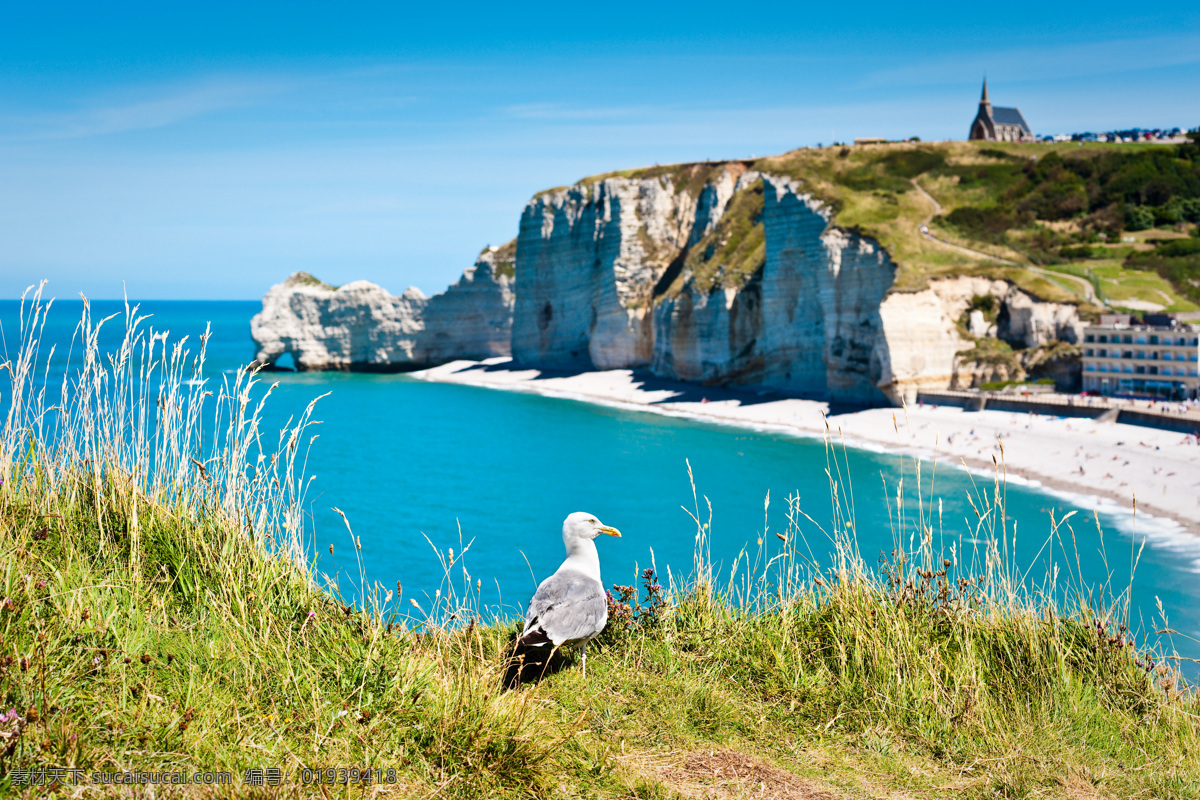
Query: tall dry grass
xmin=0 ymin=286 xmax=1197 ymax=797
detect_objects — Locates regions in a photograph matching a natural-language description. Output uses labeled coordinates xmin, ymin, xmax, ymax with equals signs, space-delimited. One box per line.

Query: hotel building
xmin=1081 ymin=314 xmax=1200 ymax=399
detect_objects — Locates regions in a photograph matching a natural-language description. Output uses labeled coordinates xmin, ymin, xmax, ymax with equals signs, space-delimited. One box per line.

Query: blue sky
xmin=2 ymin=2 xmax=1198 ymax=299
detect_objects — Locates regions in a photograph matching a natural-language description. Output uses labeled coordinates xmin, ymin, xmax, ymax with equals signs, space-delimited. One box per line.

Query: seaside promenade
xmin=917 ymin=389 xmax=1200 ymax=435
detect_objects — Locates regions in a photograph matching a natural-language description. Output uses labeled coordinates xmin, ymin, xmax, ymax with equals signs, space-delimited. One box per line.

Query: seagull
xmin=515 ymin=512 xmax=621 ymax=678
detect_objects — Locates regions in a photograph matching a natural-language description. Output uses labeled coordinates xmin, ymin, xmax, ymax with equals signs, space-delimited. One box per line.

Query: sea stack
xmin=250 ymin=242 xmax=515 ymax=371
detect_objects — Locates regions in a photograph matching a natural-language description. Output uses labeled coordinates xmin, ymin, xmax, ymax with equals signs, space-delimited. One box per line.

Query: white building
xmin=1081 ymin=314 xmax=1200 ymax=399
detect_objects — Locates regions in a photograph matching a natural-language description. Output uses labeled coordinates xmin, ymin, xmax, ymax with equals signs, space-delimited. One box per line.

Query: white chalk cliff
xmin=511 ymin=166 xmax=1083 ymax=404
xmin=250 ymin=247 xmax=514 ymax=370
xmin=251 ymin=162 xmax=1084 ymax=403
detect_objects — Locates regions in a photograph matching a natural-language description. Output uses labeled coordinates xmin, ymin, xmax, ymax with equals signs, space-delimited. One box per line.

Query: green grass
xmin=674 ymin=179 xmax=766 ymax=294
xmin=1090 ymin=260 xmax=1200 ymax=311
xmin=283 ymin=272 xmax=338 ymax=291
xmin=566 ymin=140 xmax=1200 ymax=308
xmin=484 ymin=238 xmax=517 ymax=279
xmin=2 ymin=295 xmax=1198 ymax=798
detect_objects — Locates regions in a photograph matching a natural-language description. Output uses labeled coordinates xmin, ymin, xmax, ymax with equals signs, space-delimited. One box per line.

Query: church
xmin=968 ymin=80 xmax=1032 ymax=142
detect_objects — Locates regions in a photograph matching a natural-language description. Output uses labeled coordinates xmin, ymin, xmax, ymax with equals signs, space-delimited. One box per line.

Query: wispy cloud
xmin=500 ymin=102 xmax=664 ymax=121
xmin=861 ymin=33 xmax=1200 ymax=89
xmin=1 ymin=78 xmax=289 ymax=141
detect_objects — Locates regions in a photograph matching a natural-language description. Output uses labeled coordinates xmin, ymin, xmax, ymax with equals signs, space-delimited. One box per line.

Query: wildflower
xmin=36 ymin=580 xmax=47 ymax=590
xmin=306 ymin=610 xmax=317 ymax=625
xmin=2 ymin=598 xmax=12 ymax=611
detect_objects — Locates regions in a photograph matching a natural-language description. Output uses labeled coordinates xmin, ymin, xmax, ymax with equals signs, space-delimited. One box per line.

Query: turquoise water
xmin=4 ymin=299 xmax=1200 ymax=676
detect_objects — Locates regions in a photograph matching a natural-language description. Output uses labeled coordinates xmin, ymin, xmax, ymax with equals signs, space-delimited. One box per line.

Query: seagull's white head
xmin=562 ymin=511 xmax=621 ymax=551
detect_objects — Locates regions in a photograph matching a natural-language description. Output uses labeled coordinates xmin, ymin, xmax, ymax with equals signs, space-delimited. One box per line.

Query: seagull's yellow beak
xmin=598 ymin=525 xmax=621 ymax=538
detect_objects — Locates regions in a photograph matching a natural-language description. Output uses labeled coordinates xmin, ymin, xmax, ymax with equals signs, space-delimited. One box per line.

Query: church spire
xmin=980 ymin=77 xmax=990 ymax=105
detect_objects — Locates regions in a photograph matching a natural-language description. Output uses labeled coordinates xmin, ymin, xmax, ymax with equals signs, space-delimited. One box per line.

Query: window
xmin=1150 ymin=335 xmax=1159 ymax=345
xmin=1162 ymin=367 xmax=1172 ymax=376
xmin=1098 ymin=365 xmax=1107 ymax=372
xmin=1085 ymin=349 xmax=1094 ymax=357
xmin=1124 ymin=351 xmax=1134 ymax=359
xmin=1085 ymin=334 xmax=1095 ymax=343
xmin=1124 ymin=335 xmax=1133 ymax=344
xmin=1136 ymin=351 xmax=1146 ymax=359
xmin=1136 ymin=366 xmax=1146 ymax=374
xmin=1136 ymin=336 xmax=1146 ymax=344
xmin=1149 ymin=366 xmax=1159 ymax=375
xmin=1163 ymin=352 xmax=1173 ymax=361
xmin=1099 ymin=335 xmax=1108 ymax=343
xmin=1086 ymin=364 xmax=1095 ymax=371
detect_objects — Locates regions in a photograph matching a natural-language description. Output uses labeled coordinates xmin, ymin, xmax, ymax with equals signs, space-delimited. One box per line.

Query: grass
xmin=2 ymin=292 xmax=1199 ymax=798
xmin=674 ymin=179 xmax=766 ymax=294
xmin=1089 ymin=260 xmax=1200 ymax=311
xmin=283 ymin=272 xmax=338 ymax=291
xmin=559 ymin=140 xmax=1200 ymax=309
xmin=484 ymin=238 xmax=517 ymax=279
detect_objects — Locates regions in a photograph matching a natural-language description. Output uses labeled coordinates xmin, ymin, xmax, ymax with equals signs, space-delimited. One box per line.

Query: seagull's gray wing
xmin=519 ymin=569 xmax=607 ymax=648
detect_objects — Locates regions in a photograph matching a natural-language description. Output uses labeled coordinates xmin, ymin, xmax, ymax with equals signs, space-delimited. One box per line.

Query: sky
xmin=2 ymin=2 xmax=1198 ymax=300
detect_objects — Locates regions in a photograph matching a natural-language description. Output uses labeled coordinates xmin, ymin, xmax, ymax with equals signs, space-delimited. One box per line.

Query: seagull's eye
xmin=590 ymin=519 xmax=598 ymax=524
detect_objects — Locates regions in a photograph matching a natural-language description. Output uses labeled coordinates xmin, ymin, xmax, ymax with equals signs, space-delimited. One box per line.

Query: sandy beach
xmin=416 ymin=358 xmax=1200 ymax=536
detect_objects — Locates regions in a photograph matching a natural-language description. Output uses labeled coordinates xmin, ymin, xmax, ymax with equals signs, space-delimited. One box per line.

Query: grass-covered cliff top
xmin=481 ymin=237 xmax=517 ymax=279
xmin=569 ymin=138 xmax=1200 ymax=310
xmin=3 ymin=292 xmax=1199 ymax=798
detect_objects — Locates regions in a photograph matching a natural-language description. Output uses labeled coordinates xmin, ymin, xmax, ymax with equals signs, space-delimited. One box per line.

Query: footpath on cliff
xmin=416 ymin=358 xmax=1200 ymax=537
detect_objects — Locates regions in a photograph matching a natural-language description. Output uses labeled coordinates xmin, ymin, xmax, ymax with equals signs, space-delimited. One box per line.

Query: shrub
xmin=1017 ymin=176 xmax=1089 ymax=220
xmin=879 ymin=148 xmax=946 ymax=178
xmin=1126 ymin=205 xmax=1155 ymax=231
xmin=942 ymin=206 xmax=1031 ymax=240
xmin=1060 ymin=244 xmax=1096 ymax=259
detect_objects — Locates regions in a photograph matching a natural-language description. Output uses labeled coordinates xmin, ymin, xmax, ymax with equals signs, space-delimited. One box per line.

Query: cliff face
xmin=510 ymin=166 xmax=1084 ymax=405
xmin=511 ymin=165 xmax=755 ymax=370
xmin=652 ymin=177 xmax=894 ymax=403
xmin=250 ymin=248 xmax=514 ymax=371
xmin=251 ymin=157 xmax=1085 ymax=404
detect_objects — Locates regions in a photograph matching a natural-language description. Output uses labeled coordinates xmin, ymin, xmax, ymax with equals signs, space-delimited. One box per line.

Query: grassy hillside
xmin=574 ymin=137 xmax=1200 ymax=312
xmin=2 ymin=294 xmax=1198 ymax=798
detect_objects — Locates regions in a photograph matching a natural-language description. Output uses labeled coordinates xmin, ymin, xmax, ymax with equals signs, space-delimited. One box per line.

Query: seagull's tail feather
xmin=503 ymin=627 xmax=569 ymax=689
xmin=516 ymin=624 xmax=552 ymax=648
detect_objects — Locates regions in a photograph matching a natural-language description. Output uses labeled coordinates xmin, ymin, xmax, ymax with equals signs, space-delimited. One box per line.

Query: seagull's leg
xmin=581 ymin=643 xmax=587 ymax=677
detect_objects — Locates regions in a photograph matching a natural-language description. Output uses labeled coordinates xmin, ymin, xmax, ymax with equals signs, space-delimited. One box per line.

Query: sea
xmin=4 ymin=298 xmax=1199 ymax=676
